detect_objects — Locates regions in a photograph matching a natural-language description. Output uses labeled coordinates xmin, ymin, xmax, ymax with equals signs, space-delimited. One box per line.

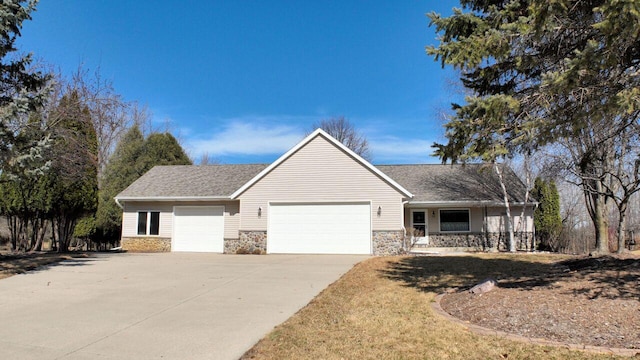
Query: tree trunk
xmin=494 ymin=163 xmax=515 ymax=252
xmin=617 ymin=204 xmax=628 ymax=254
xmin=55 ymin=214 xmax=77 ymax=253
xmin=516 ymin=156 xmax=532 ymax=251
xmin=50 ymin=218 xmax=58 ymax=251
xmin=30 ymin=218 xmax=47 ymax=252
xmin=7 ymin=216 xmax=17 ymax=251
xmin=592 ymin=191 xmax=610 ymax=255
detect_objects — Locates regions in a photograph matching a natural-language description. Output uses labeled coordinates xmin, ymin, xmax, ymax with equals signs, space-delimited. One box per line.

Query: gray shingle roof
xmin=116 ymin=164 xmax=268 ymax=199
xmin=375 ymin=164 xmax=530 ymax=203
xmin=116 ymin=163 xmax=531 ymax=203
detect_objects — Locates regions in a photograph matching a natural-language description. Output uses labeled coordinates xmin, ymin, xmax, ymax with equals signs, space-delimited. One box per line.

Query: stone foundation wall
xmin=372 ymin=231 xmax=405 ymax=255
xmin=121 ymin=237 xmax=171 ymax=252
xmin=427 ymin=233 xmax=485 ymax=249
xmin=225 ymin=231 xmax=267 ymax=254
xmin=426 ymin=232 xmax=534 ymax=251
xmin=496 ymin=231 xmax=535 ymax=251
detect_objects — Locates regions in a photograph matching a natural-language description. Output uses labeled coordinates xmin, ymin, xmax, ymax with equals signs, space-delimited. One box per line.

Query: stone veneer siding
xmin=372 ymin=230 xmax=405 ymax=255
xmin=121 ymin=237 xmax=171 ymax=252
xmin=225 ymin=231 xmax=267 ymax=254
xmin=426 ymin=232 xmax=535 ymax=251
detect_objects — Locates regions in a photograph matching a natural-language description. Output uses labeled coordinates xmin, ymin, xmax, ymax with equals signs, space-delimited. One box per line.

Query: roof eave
xmin=407 ymin=200 xmax=537 ymax=207
xmin=115 ymin=196 xmax=232 ymax=202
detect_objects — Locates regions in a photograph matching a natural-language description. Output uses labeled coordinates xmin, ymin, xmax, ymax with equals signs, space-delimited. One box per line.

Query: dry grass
xmin=0 ymin=252 xmax=90 ymax=279
xmin=242 ymin=254 xmax=625 ymax=360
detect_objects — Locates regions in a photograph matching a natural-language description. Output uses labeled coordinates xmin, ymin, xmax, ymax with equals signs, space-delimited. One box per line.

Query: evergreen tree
xmin=96 ymin=125 xmax=145 ymax=241
xmin=0 ymin=112 xmax=52 ymax=251
xmin=96 ymin=127 xmax=191 ymax=242
xmin=532 ymin=178 xmax=562 ymax=251
xmin=0 ymin=1 xmax=51 ymax=174
xmin=139 ymin=132 xmax=191 ymax=169
xmin=47 ymin=91 xmax=99 ymax=252
xmin=0 ymin=1 xmax=53 ymax=251
xmin=428 ymin=0 xmax=640 ymax=254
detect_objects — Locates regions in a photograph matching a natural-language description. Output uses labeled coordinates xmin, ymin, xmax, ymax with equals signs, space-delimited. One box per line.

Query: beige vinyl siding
xmin=469 ymin=208 xmax=484 ymax=232
xmin=486 ymin=206 xmax=534 ymax=232
xmin=121 ymin=200 xmax=240 ymax=239
xmin=239 ymin=135 xmax=406 ymax=231
xmin=122 ymin=202 xmax=173 ymax=237
xmin=513 ymin=206 xmax=535 ymax=232
xmin=404 ymin=207 xmax=411 ymax=230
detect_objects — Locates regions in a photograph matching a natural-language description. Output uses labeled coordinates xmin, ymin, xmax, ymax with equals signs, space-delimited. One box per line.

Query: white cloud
xmin=183 ymin=115 xmax=442 ymax=164
xmin=369 ymin=136 xmax=440 ymax=164
xmin=186 ymin=119 xmax=306 ymax=158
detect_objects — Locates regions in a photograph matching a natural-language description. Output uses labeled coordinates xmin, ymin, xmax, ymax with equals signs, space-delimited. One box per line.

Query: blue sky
xmin=17 ymin=1 xmax=460 ymax=165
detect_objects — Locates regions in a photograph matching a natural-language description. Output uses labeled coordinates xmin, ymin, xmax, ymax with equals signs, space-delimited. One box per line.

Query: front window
xmin=137 ymin=211 xmax=160 ymax=235
xmin=440 ymin=209 xmax=469 ymax=232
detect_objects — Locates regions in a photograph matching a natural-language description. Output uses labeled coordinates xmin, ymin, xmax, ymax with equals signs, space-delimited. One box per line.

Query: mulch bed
xmin=440 ymin=255 xmax=640 ymax=350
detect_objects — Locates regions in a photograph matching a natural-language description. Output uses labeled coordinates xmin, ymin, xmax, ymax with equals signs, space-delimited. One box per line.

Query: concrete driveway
xmin=0 ymin=253 xmax=366 ymax=360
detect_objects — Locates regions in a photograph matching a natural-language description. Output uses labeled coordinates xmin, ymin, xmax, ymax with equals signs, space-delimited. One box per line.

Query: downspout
xmin=113 ymin=198 xmax=124 ymax=251
xmin=401 ymin=200 xmax=409 ymax=252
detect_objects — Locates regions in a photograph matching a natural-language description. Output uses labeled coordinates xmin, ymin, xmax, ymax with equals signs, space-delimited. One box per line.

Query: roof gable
xmin=230 ymin=128 xmax=413 ymax=199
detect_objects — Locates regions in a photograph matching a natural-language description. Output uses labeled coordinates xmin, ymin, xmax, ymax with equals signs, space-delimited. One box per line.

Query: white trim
xmin=268 ymin=200 xmax=372 ymax=205
xmin=408 ymin=200 xmax=537 ymax=207
xmin=438 ymin=208 xmax=471 ymax=233
xmin=116 ymin=196 xmax=230 ymax=202
xmin=230 ymin=128 xmax=413 ymax=199
xmin=401 ymin=201 xmax=409 ymax=237
xmin=136 ymin=210 xmax=161 ymax=236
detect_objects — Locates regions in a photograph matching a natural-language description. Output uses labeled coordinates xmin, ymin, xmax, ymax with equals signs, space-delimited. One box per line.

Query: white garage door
xmin=268 ymin=203 xmax=371 ymax=254
xmin=173 ymin=206 xmax=224 ymax=252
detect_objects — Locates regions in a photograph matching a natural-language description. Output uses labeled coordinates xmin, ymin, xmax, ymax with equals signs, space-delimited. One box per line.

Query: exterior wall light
xmin=377 ymin=206 xmax=382 ymax=216
xmin=258 ymin=206 xmax=262 ymax=217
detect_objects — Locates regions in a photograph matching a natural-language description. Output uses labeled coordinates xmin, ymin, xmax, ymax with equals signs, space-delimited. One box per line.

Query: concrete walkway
xmin=0 ymin=253 xmax=366 ymax=360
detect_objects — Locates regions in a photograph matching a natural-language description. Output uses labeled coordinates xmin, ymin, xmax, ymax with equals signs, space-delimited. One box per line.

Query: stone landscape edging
xmin=431 ymin=293 xmax=640 ymax=357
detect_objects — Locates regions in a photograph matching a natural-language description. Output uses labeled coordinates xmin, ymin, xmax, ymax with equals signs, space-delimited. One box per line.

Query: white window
xmin=137 ymin=211 xmax=160 ymax=235
xmin=439 ymin=209 xmax=470 ymax=232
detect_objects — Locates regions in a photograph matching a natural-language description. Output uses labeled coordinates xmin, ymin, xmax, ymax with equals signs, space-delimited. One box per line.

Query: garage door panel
xmin=173 ymin=206 xmax=224 ymax=252
xmin=268 ymin=203 xmax=371 ymax=254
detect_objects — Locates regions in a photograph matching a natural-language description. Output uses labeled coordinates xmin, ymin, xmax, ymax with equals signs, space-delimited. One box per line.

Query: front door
xmin=411 ymin=210 xmax=428 ymax=245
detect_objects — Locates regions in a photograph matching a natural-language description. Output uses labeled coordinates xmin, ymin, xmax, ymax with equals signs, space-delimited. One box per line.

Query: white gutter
xmin=114 ymin=196 xmax=231 ymax=202
xmin=115 ymin=198 xmax=124 ymax=209
xmin=407 ymin=200 xmax=538 ymax=207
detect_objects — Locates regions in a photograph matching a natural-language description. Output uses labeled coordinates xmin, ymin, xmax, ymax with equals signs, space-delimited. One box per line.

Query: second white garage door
xmin=173 ymin=206 xmax=224 ymax=252
xmin=268 ymin=202 xmax=371 ymax=254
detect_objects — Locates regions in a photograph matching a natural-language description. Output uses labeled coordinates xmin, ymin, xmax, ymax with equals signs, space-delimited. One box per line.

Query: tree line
xmin=0 ymin=1 xmax=191 ymax=252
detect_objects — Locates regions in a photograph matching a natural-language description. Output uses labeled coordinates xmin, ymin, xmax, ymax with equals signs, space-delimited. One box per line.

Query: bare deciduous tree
xmin=65 ymin=66 xmax=139 ymax=184
xmin=199 ymin=152 xmax=220 ymax=165
xmin=309 ymin=116 xmax=372 ymax=161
